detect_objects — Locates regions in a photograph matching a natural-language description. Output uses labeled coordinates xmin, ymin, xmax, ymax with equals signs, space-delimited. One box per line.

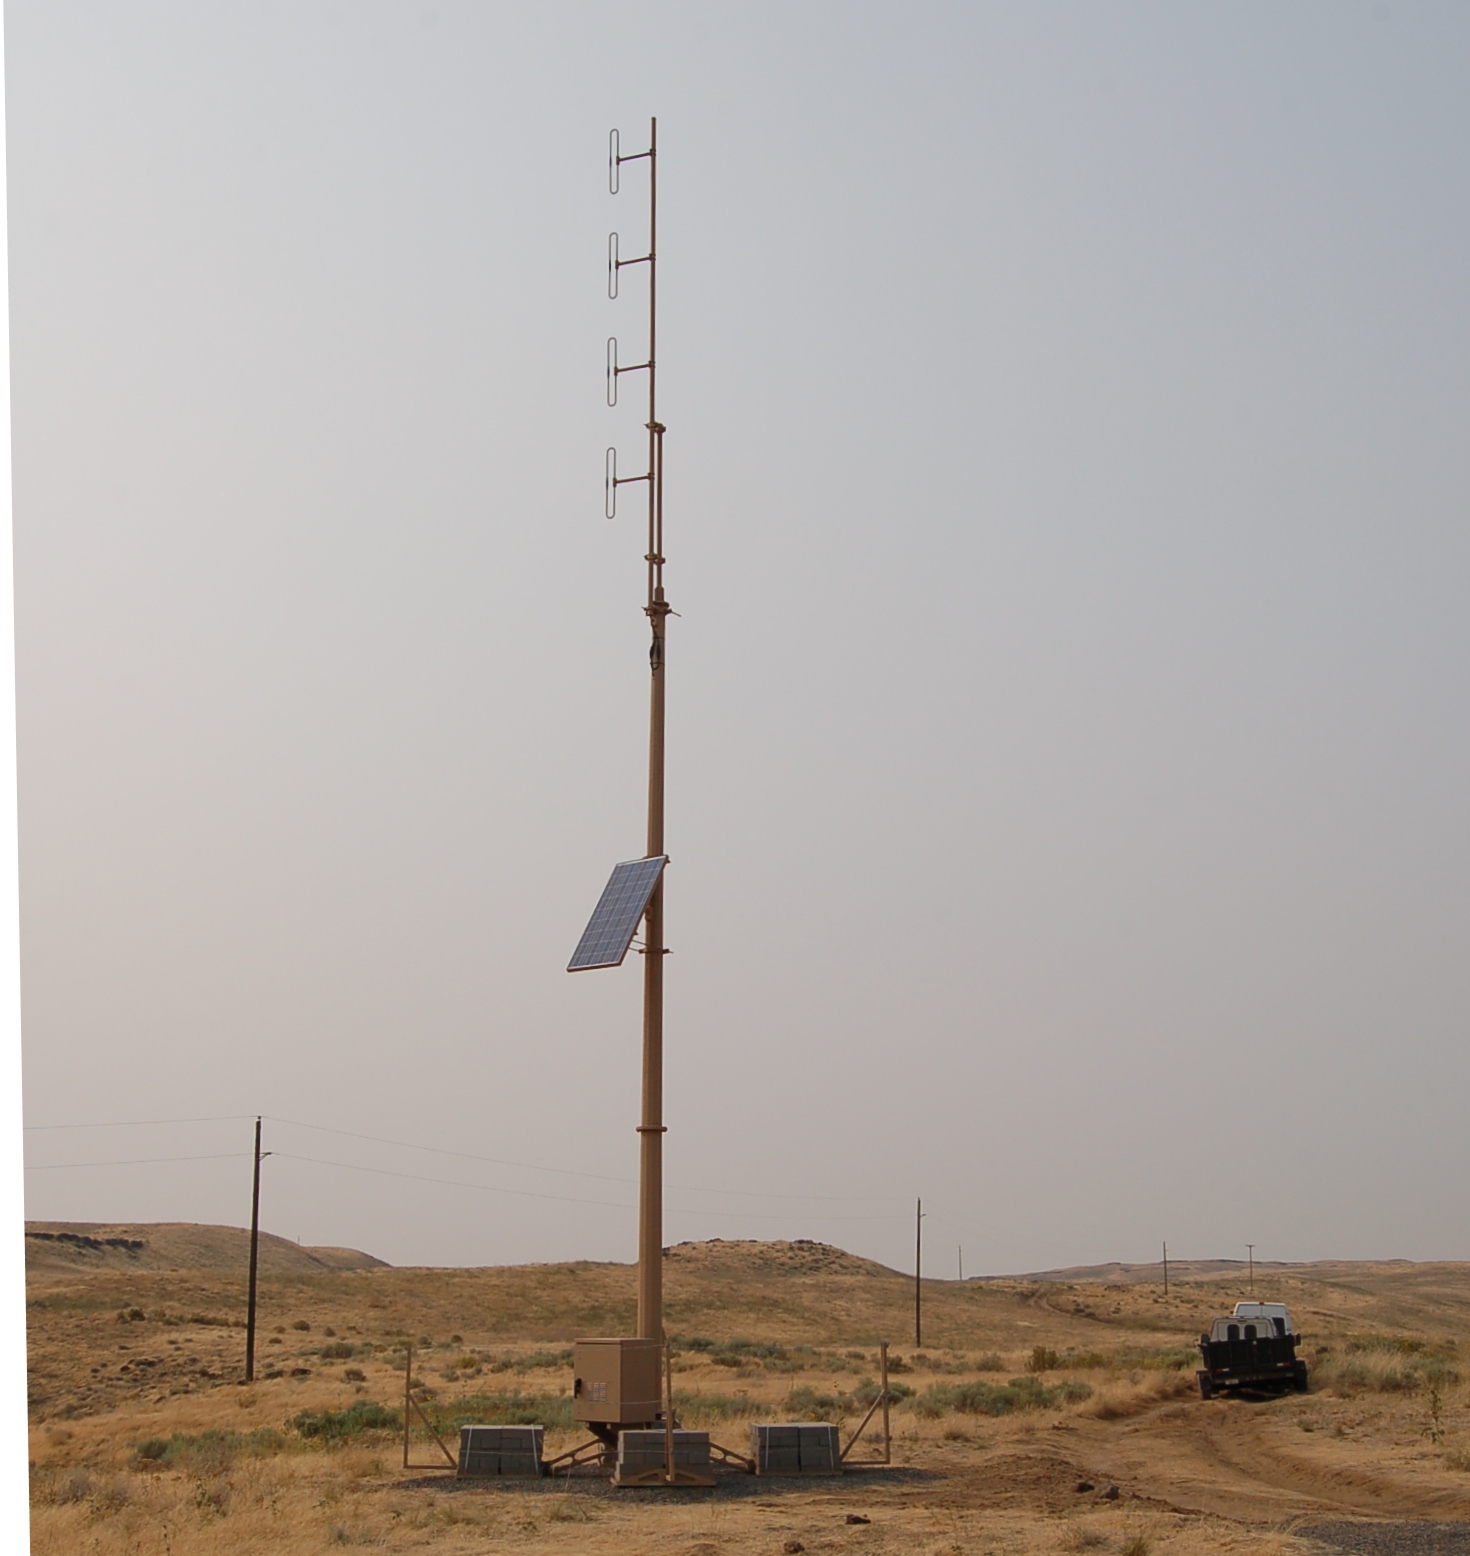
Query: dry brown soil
xmin=24 ymin=1225 xmax=1470 ymax=1554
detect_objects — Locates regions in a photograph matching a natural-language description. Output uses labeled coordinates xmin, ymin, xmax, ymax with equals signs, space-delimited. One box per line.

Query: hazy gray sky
xmin=13 ymin=1 xmax=1470 ymax=1275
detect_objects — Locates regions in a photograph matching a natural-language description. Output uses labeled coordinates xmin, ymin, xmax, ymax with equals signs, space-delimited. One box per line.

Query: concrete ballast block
xmin=457 ymin=1425 xmax=544 ymax=1478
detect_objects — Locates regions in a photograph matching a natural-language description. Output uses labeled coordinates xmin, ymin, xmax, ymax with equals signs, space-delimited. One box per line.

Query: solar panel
xmin=567 ymin=855 xmax=667 ymax=971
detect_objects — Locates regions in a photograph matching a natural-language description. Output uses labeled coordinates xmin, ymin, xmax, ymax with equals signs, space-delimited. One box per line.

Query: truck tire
xmin=1292 ymin=1361 xmax=1308 ymax=1393
xmin=1197 ymin=1370 xmax=1213 ymax=1400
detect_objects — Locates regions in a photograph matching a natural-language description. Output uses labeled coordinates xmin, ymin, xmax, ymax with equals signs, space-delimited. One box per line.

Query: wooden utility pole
xmin=914 ymin=1199 xmax=924 ymax=1347
xmin=958 ymin=1246 xmax=963 ymax=1284
xmin=245 ymin=1116 xmax=265 ymax=1382
xmin=879 ymin=1341 xmax=891 ymax=1462
xmin=403 ymin=1343 xmax=413 ymax=1467
xmin=1162 ymin=1240 xmax=1169 ymax=1296
xmin=1247 ymin=1244 xmax=1255 ymax=1294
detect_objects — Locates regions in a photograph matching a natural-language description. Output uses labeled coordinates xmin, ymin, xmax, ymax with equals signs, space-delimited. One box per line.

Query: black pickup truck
xmin=1197 ymin=1302 xmax=1308 ymax=1398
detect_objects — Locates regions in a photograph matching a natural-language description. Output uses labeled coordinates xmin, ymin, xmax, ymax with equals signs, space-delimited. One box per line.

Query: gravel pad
xmin=1304 ymin=1524 xmax=1470 ymax=1555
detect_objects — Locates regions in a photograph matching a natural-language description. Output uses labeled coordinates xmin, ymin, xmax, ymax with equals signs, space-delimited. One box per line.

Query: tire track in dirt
xmin=1076 ymin=1399 xmax=1470 ymax=1524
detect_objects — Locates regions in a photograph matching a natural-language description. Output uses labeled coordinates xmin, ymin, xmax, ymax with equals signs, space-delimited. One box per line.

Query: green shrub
xmin=913 ymin=1376 xmax=1092 ymax=1418
xmin=1317 ymin=1351 xmax=1461 ymax=1396
xmin=1028 ymin=1347 xmax=1060 ymax=1373
xmin=1110 ymin=1347 xmax=1196 ymax=1373
xmin=520 ymin=1349 xmax=573 ymax=1370
xmin=783 ymin=1384 xmax=850 ymax=1420
xmin=853 ymin=1377 xmax=914 ymax=1406
xmin=319 ymin=1342 xmax=356 ymax=1360
xmin=291 ymin=1402 xmax=399 ymax=1441
xmin=705 ymin=1339 xmax=798 ymax=1370
xmin=134 ymin=1429 xmax=285 ymax=1470
xmin=1346 ymin=1333 xmax=1425 ymax=1355
xmin=428 ymin=1392 xmax=575 ymax=1432
xmin=487 ymin=1348 xmax=571 ymax=1374
xmin=343 ymin=1368 xmax=366 ymax=1383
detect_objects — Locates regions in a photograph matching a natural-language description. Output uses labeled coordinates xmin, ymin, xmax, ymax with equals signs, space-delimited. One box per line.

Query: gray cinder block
xmin=457 ymin=1424 xmax=544 ymax=1478
xmin=616 ymin=1429 xmax=711 ymax=1471
xmin=750 ymin=1422 xmax=843 ymax=1475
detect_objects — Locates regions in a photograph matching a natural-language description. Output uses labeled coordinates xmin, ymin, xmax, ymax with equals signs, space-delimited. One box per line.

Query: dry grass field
xmin=24 ymin=1224 xmax=1470 ymax=1554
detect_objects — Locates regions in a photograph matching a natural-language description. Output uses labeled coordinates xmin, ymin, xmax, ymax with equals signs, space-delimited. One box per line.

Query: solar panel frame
xmin=567 ymin=855 xmax=667 ymax=971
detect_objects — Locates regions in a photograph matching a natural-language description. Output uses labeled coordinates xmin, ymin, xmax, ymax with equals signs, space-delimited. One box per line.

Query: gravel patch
xmin=1303 ymin=1524 xmax=1470 ymax=1555
xmin=400 ymin=1464 xmax=936 ymax=1502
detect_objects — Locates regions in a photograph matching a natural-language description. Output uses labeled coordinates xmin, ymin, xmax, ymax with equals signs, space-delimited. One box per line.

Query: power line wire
xmin=275 ymin=1152 xmax=909 ymax=1224
xmin=22 ymin=1110 xmax=895 ymax=1208
xmin=265 ymin=1114 xmax=877 ymax=1203
xmin=24 ymin=1153 xmax=252 ymax=1171
xmin=24 ymin=1116 xmax=250 ymax=1132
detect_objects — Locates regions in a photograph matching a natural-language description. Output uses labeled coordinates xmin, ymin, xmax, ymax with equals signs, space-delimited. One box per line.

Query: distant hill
xmin=987 ymin=1258 xmax=1419 ymax=1284
xmin=665 ymin=1237 xmax=898 ymax=1279
xmin=24 ymin=1221 xmax=387 ymax=1276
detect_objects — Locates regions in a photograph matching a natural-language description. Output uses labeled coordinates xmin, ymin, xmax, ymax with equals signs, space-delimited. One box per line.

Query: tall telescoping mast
xmin=566 ymin=117 xmax=669 ymax=1342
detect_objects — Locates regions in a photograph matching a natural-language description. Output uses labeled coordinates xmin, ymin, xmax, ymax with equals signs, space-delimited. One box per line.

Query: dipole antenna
xmin=607 ymin=118 xmax=668 ymax=1342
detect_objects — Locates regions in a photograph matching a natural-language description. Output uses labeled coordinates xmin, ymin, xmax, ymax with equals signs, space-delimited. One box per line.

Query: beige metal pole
xmin=635 ymin=116 xmax=667 ymax=1344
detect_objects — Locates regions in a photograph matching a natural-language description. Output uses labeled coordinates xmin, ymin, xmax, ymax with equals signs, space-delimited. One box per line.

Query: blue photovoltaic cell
xmin=567 ymin=856 xmax=666 ymax=971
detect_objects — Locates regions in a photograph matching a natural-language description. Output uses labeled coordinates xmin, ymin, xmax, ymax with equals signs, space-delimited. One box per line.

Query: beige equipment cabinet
xmin=572 ymin=1338 xmax=663 ymax=1430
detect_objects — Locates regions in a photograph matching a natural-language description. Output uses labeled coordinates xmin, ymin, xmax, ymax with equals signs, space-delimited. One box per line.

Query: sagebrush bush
xmin=914 ymin=1376 xmax=1092 ymax=1418
xmin=134 ymin=1428 xmax=285 ymax=1470
xmin=853 ymin=1377 xmax=914 ymax=1406
xmin=702 ymin=1339 xmax=808 ymax=1372
xmin=783 ymin=1384 xmax=851 ymax=1419
xmin=1314 ymin=1348 xmax=1460 ymax=1396
xmin=487 ymin=1348 xmax=571 ymax=1373
xmin=52 ymin=1469 xmax=95 ymax=1504
xmin=292 ymin=1403 xmax=398 ymax=1441
xmin=428 ymin=1392 xmax=575 ymax=1431
xmin=1079 ymin=1371 xmax=1197 ymax=1419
